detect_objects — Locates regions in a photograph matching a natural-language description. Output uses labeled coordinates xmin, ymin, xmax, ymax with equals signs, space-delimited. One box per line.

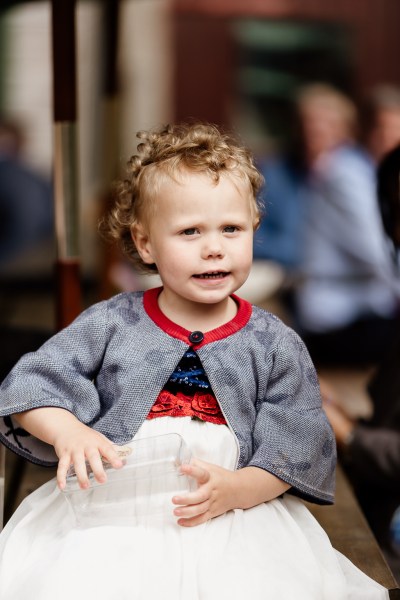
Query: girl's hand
xmin=14 ymin=407 xmax=123 ymax=490
xmin=54 ymin=419 xmax=123 ymax=491
xmin=172 ymin=458 xmax=290 ymax=527
xmin=172 ymin=459 xmax=236 ymax=527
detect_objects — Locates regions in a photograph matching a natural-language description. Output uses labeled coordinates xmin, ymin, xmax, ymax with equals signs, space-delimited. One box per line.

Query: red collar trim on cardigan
xmin=143 ymin=286 xmax=252 ymax=348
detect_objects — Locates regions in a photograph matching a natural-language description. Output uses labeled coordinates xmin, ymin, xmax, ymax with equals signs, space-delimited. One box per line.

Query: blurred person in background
xmin=293 ymin=85 xmax=400 ymax=365
xmin=250 ymin=84 xmax=358 ymax=308
xmin=254 ymin=84 xmax=356 ymax=271
xmin=322 ymin=142 xmax=400 ymax=579
xmin=0 ymin=117 xmax=53 ymax=268
xmin=362 ymin=85 xmax=400 ymax=165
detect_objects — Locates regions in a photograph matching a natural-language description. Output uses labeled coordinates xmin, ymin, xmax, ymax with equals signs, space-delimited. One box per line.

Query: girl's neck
xmin=157 ymin=291 xmax=238 ymax=332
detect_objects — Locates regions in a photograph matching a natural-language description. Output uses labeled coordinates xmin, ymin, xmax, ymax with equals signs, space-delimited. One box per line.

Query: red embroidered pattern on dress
xmin=147 ymin=389 xmax=227 ymax=425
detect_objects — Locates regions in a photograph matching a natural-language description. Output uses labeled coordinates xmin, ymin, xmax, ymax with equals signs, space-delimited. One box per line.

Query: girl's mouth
xmin=193 ymin=271 xmax=229 ymax=280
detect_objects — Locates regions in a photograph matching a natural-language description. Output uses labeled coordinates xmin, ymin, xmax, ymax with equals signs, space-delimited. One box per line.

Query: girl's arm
xmin=172 ymin=459 xmax=291 ymax=527
xmin=15 ymin=407 xmax=123 ymax=489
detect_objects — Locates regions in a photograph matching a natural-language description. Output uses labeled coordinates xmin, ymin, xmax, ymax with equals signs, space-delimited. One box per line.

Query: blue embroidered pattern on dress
xmin=167 ymin=350 xmax=212 ymax=394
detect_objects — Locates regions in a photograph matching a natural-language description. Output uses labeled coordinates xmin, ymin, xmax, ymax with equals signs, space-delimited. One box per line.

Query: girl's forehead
xmin=157 ymin=167 xmax=250 ymax=194
xmin=140 ymin=164 xmax=258 ymax=226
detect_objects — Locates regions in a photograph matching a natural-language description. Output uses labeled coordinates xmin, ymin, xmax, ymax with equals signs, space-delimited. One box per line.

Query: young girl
xmin=0 ymin=123 xmax=387 ymax=599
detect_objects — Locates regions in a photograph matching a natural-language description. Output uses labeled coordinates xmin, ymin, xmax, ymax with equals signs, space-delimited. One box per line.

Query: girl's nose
xmin=201 ymin=235 xmax=225 ymax=259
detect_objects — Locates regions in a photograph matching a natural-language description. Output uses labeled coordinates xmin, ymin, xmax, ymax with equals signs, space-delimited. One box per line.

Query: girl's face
xmin=133 ymin=170 xmax=254 ymax=314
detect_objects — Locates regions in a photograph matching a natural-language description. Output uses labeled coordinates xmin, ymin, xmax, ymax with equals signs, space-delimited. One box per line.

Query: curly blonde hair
xmin=100 ymin=122 xmax=264 ymax=273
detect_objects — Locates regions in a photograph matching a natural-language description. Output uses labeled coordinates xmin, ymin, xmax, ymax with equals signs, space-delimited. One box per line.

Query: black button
xmin=189 ymin=330 xmax=204 ymax=344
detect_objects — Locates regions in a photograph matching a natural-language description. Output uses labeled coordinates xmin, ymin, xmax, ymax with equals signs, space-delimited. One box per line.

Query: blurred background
xmin=0 ymin=0 xmax=400 ymax=579
xmin=1 ymin=0 xmax=400 ymax=312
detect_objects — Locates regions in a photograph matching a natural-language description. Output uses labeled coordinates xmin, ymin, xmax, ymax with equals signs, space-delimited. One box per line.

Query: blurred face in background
xmin=298 ymin=97 xmax=354 ymax=165
xmin=367 ymin=108 xmax=400 ymax=163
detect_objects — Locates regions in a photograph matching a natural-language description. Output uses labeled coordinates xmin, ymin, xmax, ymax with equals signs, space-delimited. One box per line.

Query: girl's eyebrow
xmin=175 ymin=219 xmax=203 ymax=228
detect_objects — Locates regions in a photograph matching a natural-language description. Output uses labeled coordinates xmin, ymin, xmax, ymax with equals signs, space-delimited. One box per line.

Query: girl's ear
xmin=131 ymin=223 xmax=155 ymax=265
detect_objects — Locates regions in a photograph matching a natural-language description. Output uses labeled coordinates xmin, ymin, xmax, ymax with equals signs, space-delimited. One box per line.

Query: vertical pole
xmin=101 ymin=0 xmax=121 ymax=186
xmin=51 ymin=0 xmax=82 ymax=330
xmin=98 ymin=0 xmax=122 ymax=300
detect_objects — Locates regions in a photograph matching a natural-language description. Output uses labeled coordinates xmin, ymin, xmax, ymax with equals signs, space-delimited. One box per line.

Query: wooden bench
xmin=306 ymin=464 xmax=400 ymax=598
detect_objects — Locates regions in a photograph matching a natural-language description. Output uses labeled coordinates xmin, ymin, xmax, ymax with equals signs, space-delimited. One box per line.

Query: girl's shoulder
xmin=248 ymin=303 xmax=290 ymax=332
xmin=105 ymin=290 xmax=145 ymax=312
xmin=245 ymin=303 xmax=304 ymax=350
xmin=75 ymin=291 xmax=145 ymax=321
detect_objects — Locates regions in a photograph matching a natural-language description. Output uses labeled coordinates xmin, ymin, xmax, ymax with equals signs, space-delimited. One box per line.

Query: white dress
xmin=0 ymin=417 xmax=388 ymax=600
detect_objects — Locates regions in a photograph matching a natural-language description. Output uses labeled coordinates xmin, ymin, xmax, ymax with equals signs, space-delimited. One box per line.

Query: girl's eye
xmin=182 ymin=228 xmax=198 ymax=236
xmin=224 ymin=226 xmax=238 ymax=233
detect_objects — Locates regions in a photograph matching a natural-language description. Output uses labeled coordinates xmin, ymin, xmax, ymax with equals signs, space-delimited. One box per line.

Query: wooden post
xmin=51 ymin=0 xmax=82 ymax=330
xmin=98 ymin=0 xmax=122 ymax=300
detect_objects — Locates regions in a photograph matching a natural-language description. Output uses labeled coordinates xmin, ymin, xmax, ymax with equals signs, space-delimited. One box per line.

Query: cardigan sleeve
xmin=0 ymin=301 xmax=110 ymax=466
xmin=248 ymin=328 xmax=336 ymax=504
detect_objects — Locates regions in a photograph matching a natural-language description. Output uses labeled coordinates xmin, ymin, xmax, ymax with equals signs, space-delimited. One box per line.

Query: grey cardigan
xmin=0 ymin=289 xmax=336 ymax=504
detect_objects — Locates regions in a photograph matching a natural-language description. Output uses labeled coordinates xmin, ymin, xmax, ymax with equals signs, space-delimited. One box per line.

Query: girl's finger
xmin=85 ymin=442 xmax=124 ymax=485
xmin=172 ymin=487 xmax=209 ymax=506
xmin=177 ymin=509 xmax=212 ymax=528
xmin=85 ymin=449 xmax=107 ymax=484
xmin=173 ymin=499 xmax=209 ymax=520
xmin=100 ymin=443 xmax=124 ymax=469
xmin=180 ymin=463 xmax=210 ymax=485
xmin=71 ymin=452 xmax=91 ymax=489
xmin=56 ymin=454 xmax=72 ymax=490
